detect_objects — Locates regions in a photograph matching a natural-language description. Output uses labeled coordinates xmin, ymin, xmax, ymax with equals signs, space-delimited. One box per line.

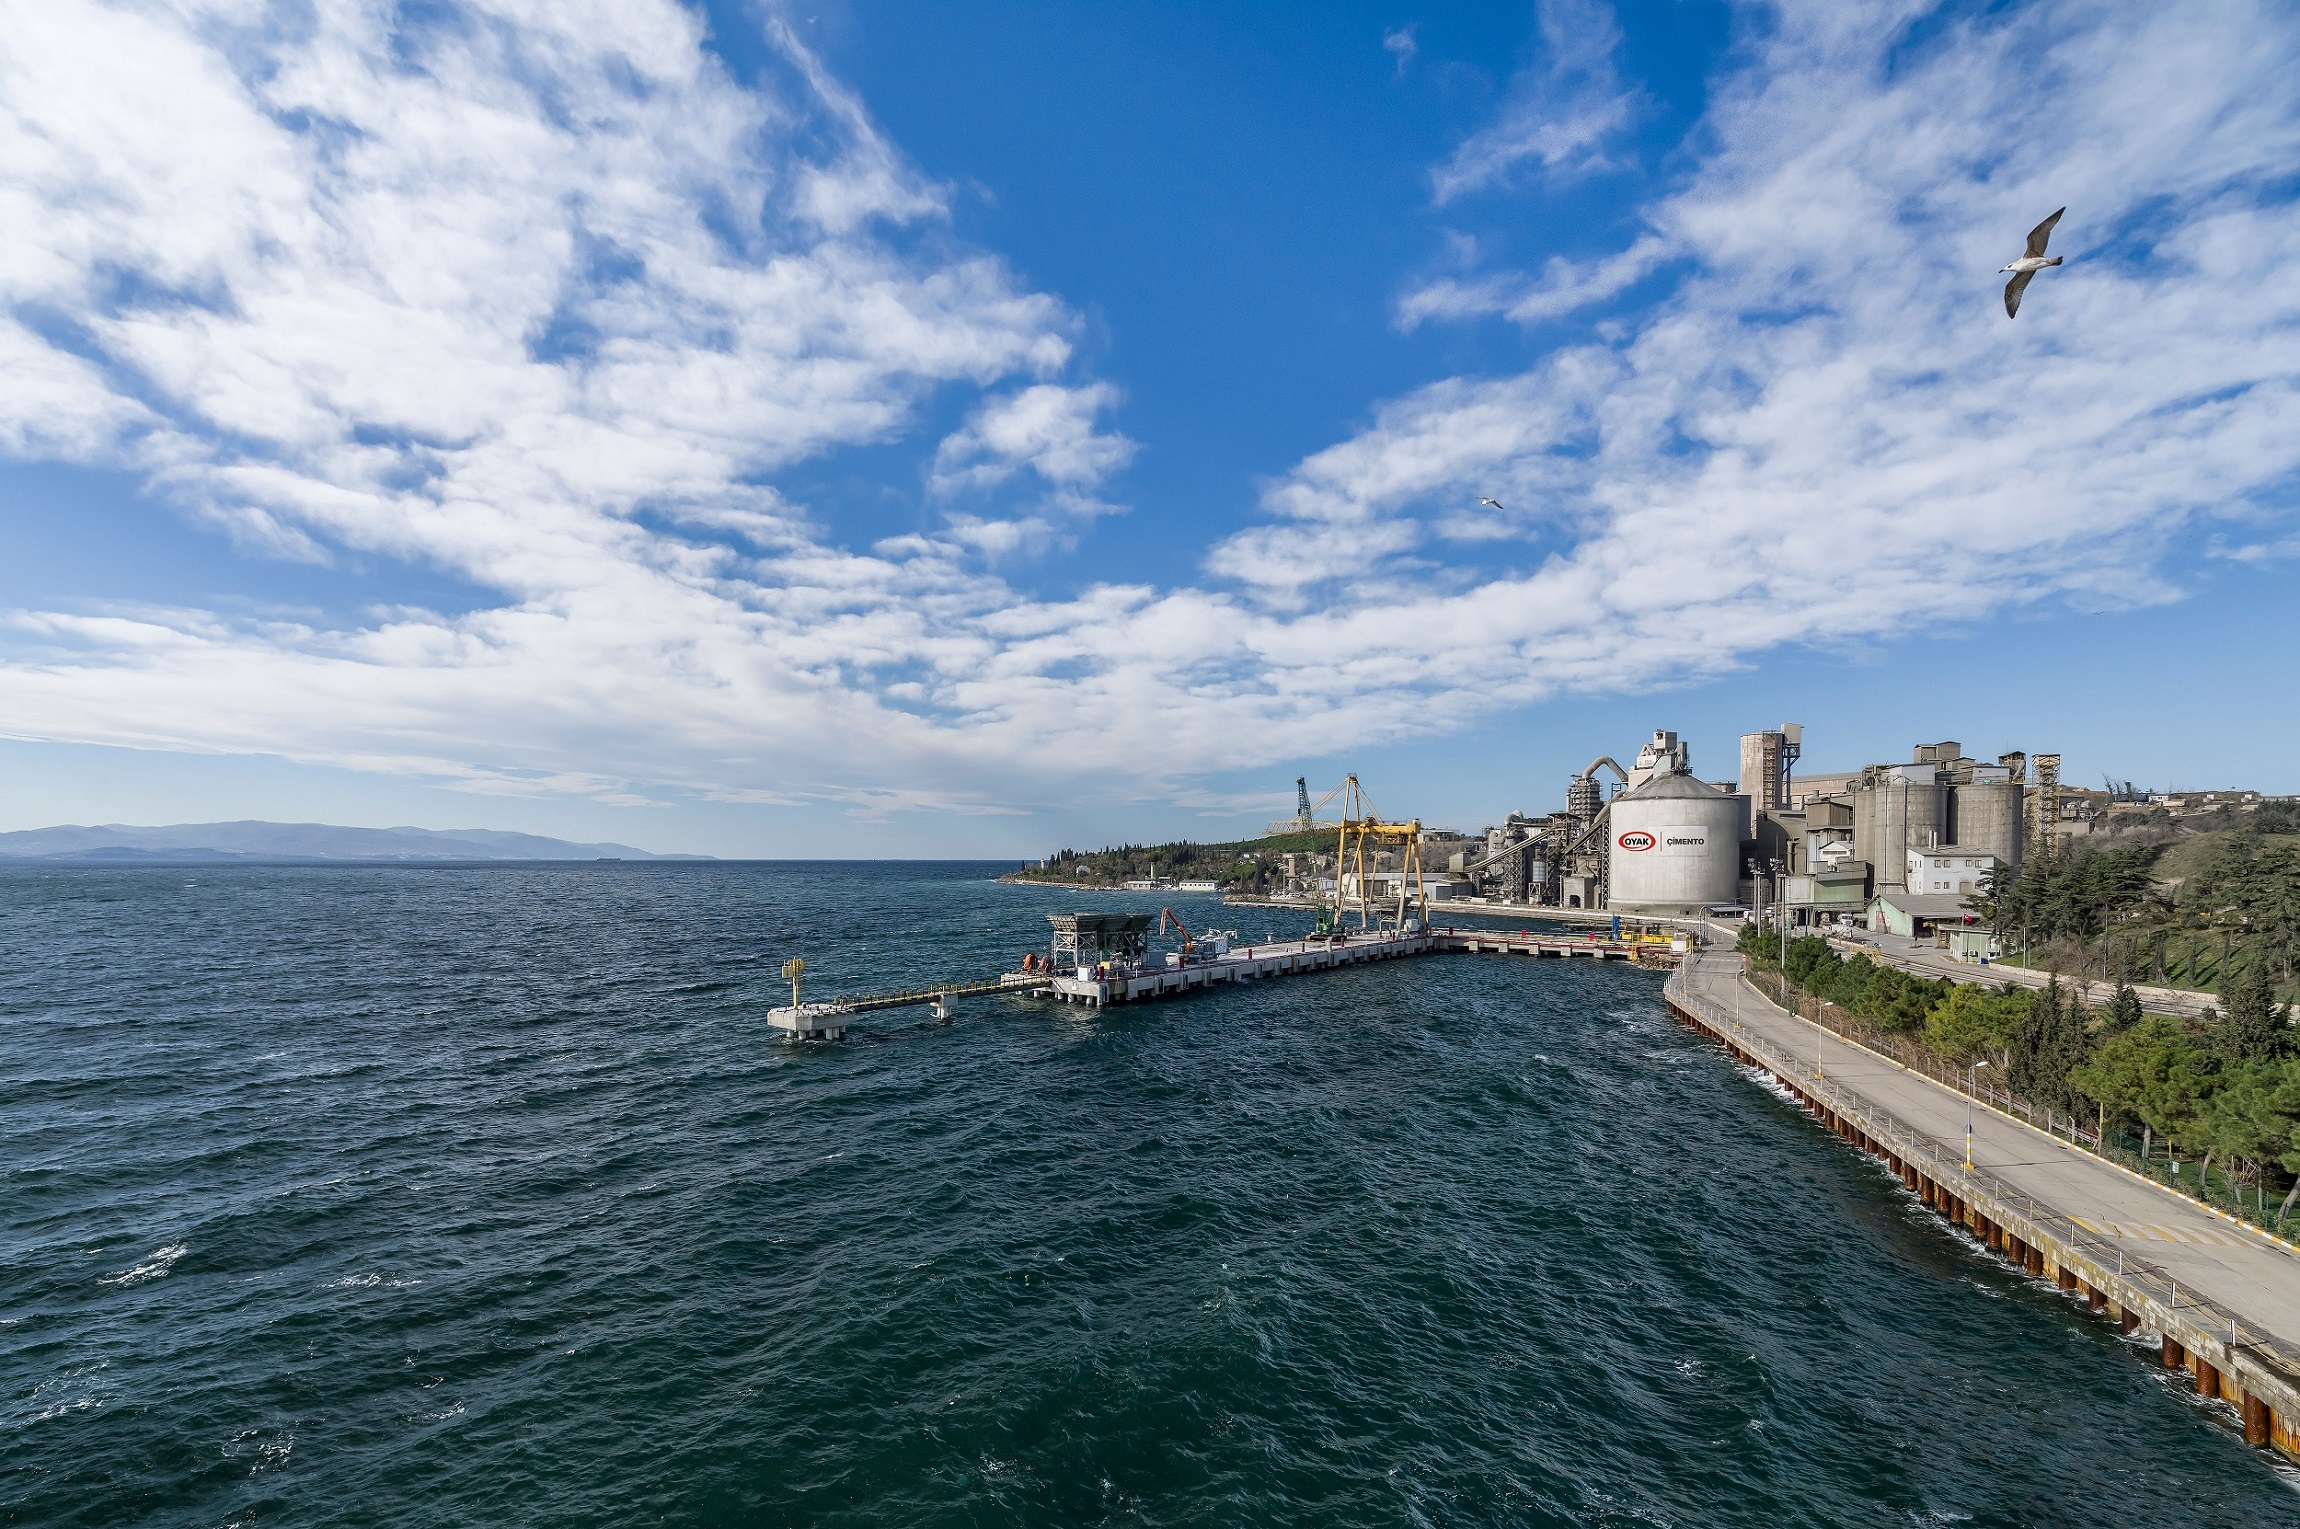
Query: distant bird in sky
xmin=1479 ymin=497 xmax=1505 ymax=511
xmin=2001 ymin=207 xmax=2065 ymax=318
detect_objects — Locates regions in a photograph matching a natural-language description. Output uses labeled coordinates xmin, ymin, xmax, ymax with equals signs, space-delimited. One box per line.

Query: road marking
xmin=2073 ymin=1216 xmax=2243 ymax=1247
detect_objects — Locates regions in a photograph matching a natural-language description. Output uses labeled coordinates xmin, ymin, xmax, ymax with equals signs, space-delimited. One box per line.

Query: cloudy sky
xmin=2 ymin=0 xmax=2296 ymax=855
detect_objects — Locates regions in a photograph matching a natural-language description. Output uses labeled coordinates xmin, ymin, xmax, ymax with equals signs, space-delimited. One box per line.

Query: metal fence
xmin=1674 ymin=958 xmax=2300 ymax=1388
xmin=1743 ymin=966 xmax=2299 ymax=1236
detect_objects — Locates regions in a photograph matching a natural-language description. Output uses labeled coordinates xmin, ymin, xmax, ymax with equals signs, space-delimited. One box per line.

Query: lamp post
xmin=1967 ymin=1059 xmax=1991 ymax=1170
xmin=1767 ymin=858 xmax=1789 ymax=968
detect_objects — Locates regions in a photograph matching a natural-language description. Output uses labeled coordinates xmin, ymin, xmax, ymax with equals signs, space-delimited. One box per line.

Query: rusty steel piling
xmin=1666 ymin=953 xmax=2300 ymax=1468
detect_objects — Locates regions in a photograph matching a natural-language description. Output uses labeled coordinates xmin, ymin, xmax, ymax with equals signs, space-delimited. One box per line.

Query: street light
xmin=1967 ymin=1059 xmax=1991 ymax=1170
xmin=1766 ymin=857 xmax=1790 ymax=969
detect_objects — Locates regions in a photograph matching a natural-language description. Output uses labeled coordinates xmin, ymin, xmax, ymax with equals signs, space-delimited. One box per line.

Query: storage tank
xmin=1949 ymin=780 xmax=2024 ymax=872
xmin=1607 ymin=772 xmax=1746 ymax=912
xmin=1852 ymin=766 xmax=1942 ymax=894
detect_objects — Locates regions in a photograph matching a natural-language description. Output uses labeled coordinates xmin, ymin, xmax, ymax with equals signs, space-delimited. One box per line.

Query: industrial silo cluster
xmin=1407 ymin=726 xmax=2053 ymax=927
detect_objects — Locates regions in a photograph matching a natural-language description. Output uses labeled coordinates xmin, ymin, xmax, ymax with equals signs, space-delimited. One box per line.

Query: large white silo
xmin=1607 ymin=772 xmax=1748 ymax=912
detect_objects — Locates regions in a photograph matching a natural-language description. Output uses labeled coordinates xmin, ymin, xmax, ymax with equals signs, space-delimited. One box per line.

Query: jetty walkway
xmin=769 ymin=922 xmax=1673 ymax=1035
xmin=1669 ymin=944 xmax=2300 ymax=1461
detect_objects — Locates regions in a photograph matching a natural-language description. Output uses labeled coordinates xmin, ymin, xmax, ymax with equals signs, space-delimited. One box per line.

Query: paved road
xmin=1822 ymin=928 xmax=2220 ymax=1018
xmin=1675 ymin=944 xmax=2300 ymax=1350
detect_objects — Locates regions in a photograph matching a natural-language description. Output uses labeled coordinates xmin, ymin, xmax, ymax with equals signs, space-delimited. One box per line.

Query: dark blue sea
xmin=4 ymin=861 xmax=2293 ymax=1526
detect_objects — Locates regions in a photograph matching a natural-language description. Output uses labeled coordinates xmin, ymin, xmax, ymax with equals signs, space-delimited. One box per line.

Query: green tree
xmin=2188 ymin=832 xmax=2300 ymax=987
xmin=1851 ymin=963 xmax=1951 ymax=1033
xmin=2104 ymin=981 xmax=2144 ymax=1034
xmin=1990 ymin=843 xmax=2164 ymax=953
xmin=2216 ymin=961 xmax=2293 ymax=1064
xmin=2200 ymin=1061 xmax=2300 ymax=1210
xmin=2073 ymin=1016 xmax=2211 ymax=1156
xmin=2008 ymin=979 xmax=2092 ymax=1115
xmin=1922 ymin=983 xmax=2031 ymax=1063
xmin=1782 ymin=935 xmax=1838 ymax=989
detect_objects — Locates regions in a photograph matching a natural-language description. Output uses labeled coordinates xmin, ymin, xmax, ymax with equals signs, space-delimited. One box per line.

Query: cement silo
xmin=1608 ymin=772 xmax=1747 ymax=913
xmin=1851 ymin=765 xmax=1944 ymax=894
xmin=1948 ymin=779 xmax=2024 ymax=872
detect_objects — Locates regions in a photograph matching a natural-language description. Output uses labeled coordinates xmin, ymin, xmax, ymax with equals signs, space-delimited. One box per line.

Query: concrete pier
xmin=1668 ymin=945 xmax=2300 ymax=1465
xmin=1042 ymin=927 xmax=1432 ymax=1007
xmin=784 ymin=922 xmax=1677 ymax=1032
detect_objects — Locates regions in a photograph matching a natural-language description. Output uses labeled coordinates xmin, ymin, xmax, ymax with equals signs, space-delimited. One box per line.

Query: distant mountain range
xmin=0 ymin=821 xmax=707 ymax=863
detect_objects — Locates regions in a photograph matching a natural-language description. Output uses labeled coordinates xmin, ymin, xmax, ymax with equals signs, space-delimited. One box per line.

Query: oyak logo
xmin=1617 ymin=830 xmax=1657 ymax=852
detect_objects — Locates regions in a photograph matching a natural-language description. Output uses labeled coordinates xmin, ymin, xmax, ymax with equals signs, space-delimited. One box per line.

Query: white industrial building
xmin=1903 ymin=847 xmax=2002 ymax=897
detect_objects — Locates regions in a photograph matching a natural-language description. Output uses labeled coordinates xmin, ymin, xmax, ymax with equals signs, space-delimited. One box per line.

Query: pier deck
xmin=1039 ymin=923 xmax=1677 ymax=1007
xmin=1042 ymin=927 xmax=1432 ymax=1007
xmin=779 ymin=922 xmax=1673 ymax=1029
xmin=1669 ymin=944 xmax=2300 ymax=1461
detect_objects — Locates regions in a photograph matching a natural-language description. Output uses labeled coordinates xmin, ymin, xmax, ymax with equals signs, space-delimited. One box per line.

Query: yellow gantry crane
xmin=1332 ymin=774 xmax=1426 ymax=932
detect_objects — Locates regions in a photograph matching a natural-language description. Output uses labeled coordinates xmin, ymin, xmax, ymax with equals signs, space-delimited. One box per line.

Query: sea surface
xmin=4 ymin=861 xmax=2294 ymax=1527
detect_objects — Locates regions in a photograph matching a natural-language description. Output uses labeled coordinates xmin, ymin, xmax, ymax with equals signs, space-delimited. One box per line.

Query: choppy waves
xmin=2 ymin=862 xmax=2293 ymax=1526
xmin=97 ymin=1243 xmax=187 ymax=1287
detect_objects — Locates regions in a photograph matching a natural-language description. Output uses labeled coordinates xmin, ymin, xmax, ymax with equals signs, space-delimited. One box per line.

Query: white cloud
xmin=1223 ymin=0 xmax=2300 ymax=715
xmin=1398 ymin=233 xmax=1670 ymax=328
xmin=0 ymin=0 xmax=1098 ymax=810
xmin=0 ymin=0 xmax=2297 ymax=820
xmin=930 ymin=382 xmax=1136 ymax=499
xmin=1430 ymin=0 xmax=1637 ymax=203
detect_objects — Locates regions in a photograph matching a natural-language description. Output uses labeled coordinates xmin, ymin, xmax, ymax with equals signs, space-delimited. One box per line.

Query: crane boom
xmin=1158 ymin=906 xmax=1197 ymax=957
xmin=1266 ymin=775 xmax=1351 ymax=837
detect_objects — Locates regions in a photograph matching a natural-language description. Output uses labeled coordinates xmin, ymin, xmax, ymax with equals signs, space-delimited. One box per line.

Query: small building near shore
xmin=1869 ymin=891 xmax=1982 ymax=939
xmin=1941 ymin=925 xmax=1998 ymax=963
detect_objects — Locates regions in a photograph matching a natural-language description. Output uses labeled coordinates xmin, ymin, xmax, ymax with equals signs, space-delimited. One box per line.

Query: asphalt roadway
xmin=1825 ymin=928 xmax=2221 ymax=1018
xmin=1674 ymin=944 xmax=2300 ymax=1352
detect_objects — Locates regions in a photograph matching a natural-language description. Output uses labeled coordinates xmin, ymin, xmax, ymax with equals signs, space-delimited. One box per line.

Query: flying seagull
xmin=1479 ymin=497 xmax=1505 ymax=511
xmin=2001 ymin=207 xmax=2065 ymax=318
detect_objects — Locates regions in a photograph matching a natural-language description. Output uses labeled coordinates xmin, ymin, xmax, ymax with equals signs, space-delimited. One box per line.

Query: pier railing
xmin=1672 ymin=961 xmax=2300 ymax=1388
xmin=816 ymin=973 xmax=1042 ymax=1015
xmin=1743 ymin=966 xmax=2300 ymax=1237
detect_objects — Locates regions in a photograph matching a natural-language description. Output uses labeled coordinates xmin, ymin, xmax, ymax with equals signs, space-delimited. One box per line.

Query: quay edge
xmin=1665 ymin=964 xmax=2300 ymax=1465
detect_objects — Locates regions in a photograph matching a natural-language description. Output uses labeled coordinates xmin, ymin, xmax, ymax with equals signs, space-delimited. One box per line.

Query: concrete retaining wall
xmin=1665 ymin=973 xmax=2300 ymax=1464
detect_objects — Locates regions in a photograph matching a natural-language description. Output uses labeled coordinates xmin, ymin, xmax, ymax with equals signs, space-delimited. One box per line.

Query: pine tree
xmin=2054 ymin=988 xmax=2094 ymax=1116
xmin=2217 ymin=962 xmax=2292 ymax=1065
xmin=2106 ymin=981 xmax=2144 ymax=1034
xmin=2010 ymin=979 xmax=2060 ymax=1108
xmin=2010 ymin=978 xmax=2092 ymax=1117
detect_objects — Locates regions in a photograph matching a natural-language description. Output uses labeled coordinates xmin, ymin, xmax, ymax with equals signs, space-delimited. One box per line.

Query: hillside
xmin=1984 ymin=816 xmax=2299 ymax=999
xmin=0 ymin=821 xmax=704 ymax=863
xmin=1007 ymin=831 xmax=1330 ymax=890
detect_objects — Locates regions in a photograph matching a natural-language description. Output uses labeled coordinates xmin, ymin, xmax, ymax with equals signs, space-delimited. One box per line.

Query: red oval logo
xmin=1617 ymin=830 xmax=1657 ymax=852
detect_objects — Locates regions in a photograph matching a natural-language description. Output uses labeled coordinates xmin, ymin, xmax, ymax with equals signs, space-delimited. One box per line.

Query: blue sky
xmin=1 ymin=0 xmax=2296 ymax=857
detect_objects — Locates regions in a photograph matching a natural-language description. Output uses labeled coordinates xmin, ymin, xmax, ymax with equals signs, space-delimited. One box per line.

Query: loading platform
xmin=769 ymin=915 xmax=1689 ymax=1037
xmin=1044 ymin=927 xmax=1430 ymax=1008
xmin=1427 ymin=926 xmax=1685 ymax=963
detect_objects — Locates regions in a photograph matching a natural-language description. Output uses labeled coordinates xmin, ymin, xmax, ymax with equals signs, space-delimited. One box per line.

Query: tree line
xmin=1966 ymin=828 xmax=2300 ymax=993
xmin=1017 ymin=839 xmax=1272 ymax=888
xmin=1741 ymin=920 xmax=2300 ymax=1217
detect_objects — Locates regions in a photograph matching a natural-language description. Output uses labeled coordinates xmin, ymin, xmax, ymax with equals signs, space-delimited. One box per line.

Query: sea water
xmin=3 ymin=861 xmax=2292 ymax=1525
